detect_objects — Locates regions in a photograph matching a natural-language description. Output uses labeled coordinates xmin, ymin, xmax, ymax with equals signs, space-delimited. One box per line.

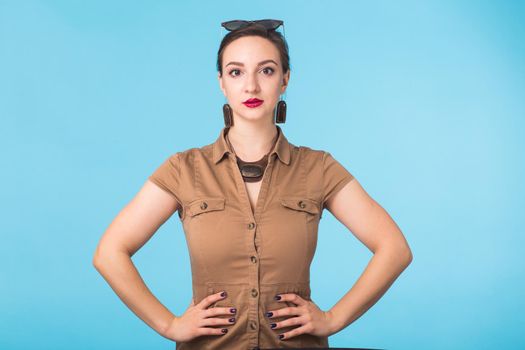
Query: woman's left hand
xmin=266 ymin=293 xmax=337 ymax=340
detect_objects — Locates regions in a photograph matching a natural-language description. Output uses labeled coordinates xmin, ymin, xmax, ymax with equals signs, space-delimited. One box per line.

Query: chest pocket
xmin=183 ymin=197 xmax=225 ymax=220
xmin=279 ymin=197 xmax=320 ymax=215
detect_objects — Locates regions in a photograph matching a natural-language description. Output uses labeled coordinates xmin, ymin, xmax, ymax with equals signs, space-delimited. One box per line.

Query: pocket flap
xmin=279 ymin=197 xmax=320 ymax=215
xmin=187 ymin=197 xmax=225 ymax=217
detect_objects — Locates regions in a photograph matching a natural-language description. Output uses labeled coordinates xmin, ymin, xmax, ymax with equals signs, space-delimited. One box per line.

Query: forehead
xmin=222 ymin=36 xmax=280 ymax=63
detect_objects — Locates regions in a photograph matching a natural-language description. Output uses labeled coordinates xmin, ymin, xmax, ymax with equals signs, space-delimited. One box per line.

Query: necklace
xmin=225 ymin=128 xmax=279 ymax=183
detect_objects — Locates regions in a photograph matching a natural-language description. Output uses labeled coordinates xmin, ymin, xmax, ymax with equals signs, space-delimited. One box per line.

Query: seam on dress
xmin=297 ymin=147 xmax=308 ymax=286
xmin=192 ymin=149 xmax=212 ymax=284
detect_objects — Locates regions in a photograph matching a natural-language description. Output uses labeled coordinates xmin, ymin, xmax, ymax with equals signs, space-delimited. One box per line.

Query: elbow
xmin=92 ymin=243 xmax=130 ymax=272
xmin=92 ymin=249 xmax=104 ymax=271
xmin=395 ymin=231 xmax=413 ymax=267
xmin=381 ymin=236 xmax=413 ymax=268
xmin=404 ymin=248 xmax=413 ymax=266
xmin=92 ymin=245 xmax=111 ymax=272
xmin=377 ymin=233 xmax=413 ymax=266
xmin=400 ymin=242 xmax=413 ymax=268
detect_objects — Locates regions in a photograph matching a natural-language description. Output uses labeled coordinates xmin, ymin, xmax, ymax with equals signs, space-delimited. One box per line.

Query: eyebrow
xmin=225 ymin=59 xmax=278 ymax=68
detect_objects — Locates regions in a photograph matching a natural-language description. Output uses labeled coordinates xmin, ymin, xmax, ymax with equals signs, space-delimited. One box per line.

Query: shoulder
xmin=159 ymin=142 xmax=216 ymax=169
xmin=292 ymin=144 xmax=327 ymax=163
xmin=292 ymin=145 xmax=352 ymax=181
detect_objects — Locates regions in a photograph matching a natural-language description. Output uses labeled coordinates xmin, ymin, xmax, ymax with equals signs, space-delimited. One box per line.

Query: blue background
xmin=1 ymin=1 xmax=524 ymax=349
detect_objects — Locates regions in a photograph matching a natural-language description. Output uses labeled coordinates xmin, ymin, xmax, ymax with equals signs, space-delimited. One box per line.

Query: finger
xmin=266 ymin=305 xmax=301 ymax=319
xmin=277 ymin=323 xmax=310 ymax=340
xmin=203 ymin=306 xmax=237 ymax=318
xmin=196 ymin=326 xmax=229 ymax=337
xmin=269 ymin=315 xmax=304 ymax=330
xmin=274 ymin=293 xmax=307 ymax=306
xmin=200 ymin=315 xmax=236 ymax=327
xmin=198 ymin=291 xmax=227 ymax=309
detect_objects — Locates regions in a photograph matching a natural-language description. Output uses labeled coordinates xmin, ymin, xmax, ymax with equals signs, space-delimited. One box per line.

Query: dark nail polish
xmin=230 ymin=308 xmax=237 ymax=313
xmin=274 ymin=295 xmax=281 ymax=300
xmin=220 ymin=291 xmax=227 ymax=298
xmin=278 ymin=334 xmax=284 ymax=339
xmin=221 ymin=328 xmax=228 ymax=334
xmin=266 ymin=312 xmax=273 ymax=317
xmin=270 ymin=323 xmax=276 ymax=329
xmin=229 ymin=317 xmax=235 ymax=323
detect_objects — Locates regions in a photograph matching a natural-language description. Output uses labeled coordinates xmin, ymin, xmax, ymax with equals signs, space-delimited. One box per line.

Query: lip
xmin=243 ymin=98 xmax=264 ymax=108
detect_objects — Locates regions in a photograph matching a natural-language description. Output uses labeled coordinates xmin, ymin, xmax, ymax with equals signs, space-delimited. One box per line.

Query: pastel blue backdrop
xmin=1 ymin=1 xmax=524 ymax=349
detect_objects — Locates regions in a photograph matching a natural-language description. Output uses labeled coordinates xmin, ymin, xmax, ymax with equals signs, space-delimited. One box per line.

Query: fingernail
xmin=274 ymin=295 xmax=281 ymax=300
xmin=278 ymin=334 xmax=284 ymax=339
xmin=270 ymin=323 xmax=276 ymax=329
xmin=220 ymin=291 xmax=227 ymax=298
xmin=221 ymin=328 xmax=228 ymax=334
xmin=230 ymin=308 xmax=237 ymax=313
xmin=266 ymin=312 xmax=273 ymax=317
xmin=229 ymin=317 xmax=235 ymax=323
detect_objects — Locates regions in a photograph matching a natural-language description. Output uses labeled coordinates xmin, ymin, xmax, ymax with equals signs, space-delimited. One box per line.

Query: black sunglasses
xmin=221 ymin=19 xmax=284 ymax=32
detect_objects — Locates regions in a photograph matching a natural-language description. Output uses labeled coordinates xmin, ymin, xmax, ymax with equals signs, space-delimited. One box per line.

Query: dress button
xmin=248 ymin=222 xmax=255 ymax=229
xmin=298 ymin=200 xmax=306 ymax=208
xmin=250 ymin=321 xmax=257 ymax=330
xmin=250 ymin=256 xmax=257 ymax=263
xmin=200 ymin=202 xmax=208 ymax=210
xmin=251 ymin=288 xmax=258 ymax=297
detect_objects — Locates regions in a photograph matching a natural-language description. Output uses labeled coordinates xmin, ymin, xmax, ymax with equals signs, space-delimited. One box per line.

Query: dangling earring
xmin=223 ymin=103 xmax=233 ymax=127
xmin=275 ymin=98 xmax=286 ymax=124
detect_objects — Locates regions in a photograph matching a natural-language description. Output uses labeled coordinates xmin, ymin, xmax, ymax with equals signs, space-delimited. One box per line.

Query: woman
xmin=93 ymin=19 xmax=413 ymax=350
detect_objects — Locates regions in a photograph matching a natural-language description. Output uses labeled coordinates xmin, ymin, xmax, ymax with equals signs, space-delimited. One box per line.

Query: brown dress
xmin=148 ymin=125 xmax=355 ymax=349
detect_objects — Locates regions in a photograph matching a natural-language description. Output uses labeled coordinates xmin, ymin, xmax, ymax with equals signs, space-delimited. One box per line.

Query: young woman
xmin=93 ymin=19 xmax=413 ymax=350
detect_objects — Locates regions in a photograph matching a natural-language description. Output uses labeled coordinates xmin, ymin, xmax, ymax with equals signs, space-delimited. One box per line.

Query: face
xmin=218 ymin=35 xmax=290 ymax=124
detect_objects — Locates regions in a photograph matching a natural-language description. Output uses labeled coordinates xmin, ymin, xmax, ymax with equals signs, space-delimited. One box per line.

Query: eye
xmin=262 ymin=67 xmax=275 ymax=75
xmin=228 ymin=69 xmax=241 ymax=77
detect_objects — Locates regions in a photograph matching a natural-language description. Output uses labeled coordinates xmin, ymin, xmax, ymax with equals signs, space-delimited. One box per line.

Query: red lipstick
xmin=243 ymin=98 xmax=264 ymax=108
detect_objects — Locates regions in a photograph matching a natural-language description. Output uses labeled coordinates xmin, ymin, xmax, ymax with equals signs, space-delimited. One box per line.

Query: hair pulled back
xmin=216 ymin=24 xmax=290 ymax=77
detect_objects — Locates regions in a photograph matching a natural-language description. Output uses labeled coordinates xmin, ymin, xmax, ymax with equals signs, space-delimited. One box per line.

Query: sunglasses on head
xmin=221 ymin=19 xmax=284 ymax=32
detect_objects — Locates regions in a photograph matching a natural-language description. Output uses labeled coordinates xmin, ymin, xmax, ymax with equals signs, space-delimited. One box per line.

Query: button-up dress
xmin=148 ymin=125 xmax=355 ymax=349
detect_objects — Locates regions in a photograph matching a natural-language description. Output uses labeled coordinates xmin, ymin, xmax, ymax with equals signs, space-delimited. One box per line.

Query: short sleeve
xmin=148 ymin=153 xmax=183 ymax=207
xmin=322 ymin=151 xmax=355 ymax=209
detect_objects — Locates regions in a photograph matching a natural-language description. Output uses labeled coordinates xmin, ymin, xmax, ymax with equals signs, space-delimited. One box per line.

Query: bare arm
xmin=324 ymin=178 xmax=413 ymax=334
xmin=92 ymin=180 xmax=180 ymax=339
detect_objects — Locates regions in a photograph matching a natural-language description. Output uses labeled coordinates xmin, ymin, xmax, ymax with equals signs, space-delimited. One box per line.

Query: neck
xmin=226 ymin=118 xmax=278 ymax=162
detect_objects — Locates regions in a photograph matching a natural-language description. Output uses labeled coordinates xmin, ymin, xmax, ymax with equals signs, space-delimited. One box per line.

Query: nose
xmin=244 ymin=72 xmax=260 ymax=93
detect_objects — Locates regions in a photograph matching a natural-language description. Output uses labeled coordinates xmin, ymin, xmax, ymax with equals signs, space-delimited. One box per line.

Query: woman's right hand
xmin=163 ymin=291 xmax=237 ymax=342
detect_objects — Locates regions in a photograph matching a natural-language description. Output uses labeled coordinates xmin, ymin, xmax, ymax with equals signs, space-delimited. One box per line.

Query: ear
xmin=280 ymin=70 xmax=290 ymax=94
xmin=218 ymin=72 xmax=226 ymax=96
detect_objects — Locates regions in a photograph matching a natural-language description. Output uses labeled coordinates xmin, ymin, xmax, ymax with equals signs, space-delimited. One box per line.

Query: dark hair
xmin=216 ymin=24 xmax=290 ymax=77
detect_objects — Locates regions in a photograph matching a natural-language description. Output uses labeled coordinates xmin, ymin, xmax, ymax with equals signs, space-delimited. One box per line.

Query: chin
xmin=241 ymin=114 xmax=267 ymax=123
xmin=238 ymin=107 xmax=269 ymax=119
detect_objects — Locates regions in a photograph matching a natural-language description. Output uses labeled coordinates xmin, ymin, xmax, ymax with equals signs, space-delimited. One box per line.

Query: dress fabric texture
xmin=148 ymin=125 xmax=354 ymax=350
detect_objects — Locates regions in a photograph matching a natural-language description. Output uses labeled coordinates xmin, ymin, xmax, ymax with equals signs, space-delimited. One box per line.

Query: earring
xmin=275 ymin=100 xmax=286 ymax=124
xmin=223 ymin=103 xmax=233 ymax=127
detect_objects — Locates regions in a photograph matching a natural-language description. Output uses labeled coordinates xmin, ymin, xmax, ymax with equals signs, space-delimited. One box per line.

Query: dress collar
xmin=212 ymin=125 xmax=291 ymax=165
